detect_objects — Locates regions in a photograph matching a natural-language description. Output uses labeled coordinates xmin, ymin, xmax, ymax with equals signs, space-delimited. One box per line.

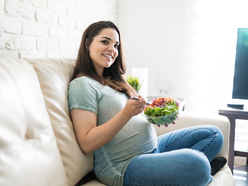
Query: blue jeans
xmin=123 ymin=125 xmax=224 ymax=186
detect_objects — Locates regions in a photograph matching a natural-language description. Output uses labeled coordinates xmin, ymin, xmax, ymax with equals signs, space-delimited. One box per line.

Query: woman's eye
xmin=101 ymin=40 xmax=108 ymax=44
xmin=114 ymin=44 xmax=119 ymax=49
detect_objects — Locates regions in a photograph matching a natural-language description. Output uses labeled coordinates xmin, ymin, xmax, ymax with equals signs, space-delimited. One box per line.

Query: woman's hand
xmin=157 ymin=121 xmax=176 ymax=127
xmin=122 ymin=95 xmax=146 ymax=118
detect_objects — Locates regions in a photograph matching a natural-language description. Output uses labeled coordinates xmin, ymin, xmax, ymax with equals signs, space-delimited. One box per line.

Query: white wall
xmin=0 ymin=0 xmax=118 ymax=59
xmin=117 ymin=0 xmax=248 ymax=114
xmin=117 ymin=0 xmax=189 ymax=99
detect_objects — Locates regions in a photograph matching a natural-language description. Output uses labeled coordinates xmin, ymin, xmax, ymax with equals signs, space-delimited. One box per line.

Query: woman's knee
xmin=209 ymin=125 xmax=224 ymax=151
xmin=213 ymin=126 xmax=224 ymax=143
xmin=181 ymin=149 xmax=211 ymax=184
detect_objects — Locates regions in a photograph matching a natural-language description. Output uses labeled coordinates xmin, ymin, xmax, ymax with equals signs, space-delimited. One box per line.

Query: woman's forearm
xmin=79 ymin=109 xmax=132 ymax=154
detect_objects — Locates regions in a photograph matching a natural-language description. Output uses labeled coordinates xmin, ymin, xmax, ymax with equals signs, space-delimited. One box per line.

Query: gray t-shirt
xmin=68 ymin=76 xmax=157 ymax=186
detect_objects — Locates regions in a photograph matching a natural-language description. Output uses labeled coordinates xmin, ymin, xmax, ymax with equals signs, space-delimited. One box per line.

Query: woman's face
xmin=88 ymin=28 xmax=119 ymax=77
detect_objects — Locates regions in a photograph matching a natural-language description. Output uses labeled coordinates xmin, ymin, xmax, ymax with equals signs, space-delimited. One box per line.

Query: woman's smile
xmin=103 ymin=54 xmax=113 ymax=59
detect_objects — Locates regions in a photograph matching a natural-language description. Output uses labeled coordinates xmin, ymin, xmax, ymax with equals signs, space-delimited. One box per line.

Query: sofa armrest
xmin=153 ymin=111 xmax=230 ymax=161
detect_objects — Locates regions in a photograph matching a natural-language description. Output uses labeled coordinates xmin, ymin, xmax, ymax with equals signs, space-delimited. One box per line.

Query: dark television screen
xmin=232 ymin=28 xmax=248 ymax=100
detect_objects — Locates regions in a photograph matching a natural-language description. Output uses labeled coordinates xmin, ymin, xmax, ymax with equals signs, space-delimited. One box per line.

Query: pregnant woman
xmin=68 ymin=20 xmax=226 ymax=186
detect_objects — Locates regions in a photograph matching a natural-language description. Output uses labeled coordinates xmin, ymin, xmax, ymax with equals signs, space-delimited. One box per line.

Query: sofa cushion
xmin=0 ymin=59 xmax=68 ymax=186
xmin=25 ymin=58 xmax=94 ymax=186
xmin=209 ymin=165 xmax=234 ymax=186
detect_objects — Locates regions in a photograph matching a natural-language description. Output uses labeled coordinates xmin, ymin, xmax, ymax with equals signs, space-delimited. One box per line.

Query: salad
xmin=144 ymin=97 xmax=179 ymax=125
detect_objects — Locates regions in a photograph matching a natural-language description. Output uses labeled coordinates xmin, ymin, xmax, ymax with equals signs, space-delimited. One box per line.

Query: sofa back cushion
xmin=0 ymin=59 xmax=68 ymax=186
xmin=25 ymin=58 xmax=93 ymax=186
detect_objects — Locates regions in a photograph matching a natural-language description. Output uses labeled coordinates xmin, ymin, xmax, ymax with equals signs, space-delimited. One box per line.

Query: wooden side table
xmin=219 ymin=105 xmax=248 ymax=173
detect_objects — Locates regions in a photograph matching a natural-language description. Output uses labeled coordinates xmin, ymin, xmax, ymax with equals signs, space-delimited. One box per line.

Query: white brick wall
xmin=0 ymin=0 xmax=4 ymax=16
xmin=0 ymin=0 xmax=118 ymax=59
xmin=4 ymin=17 xmax=22 ymax=34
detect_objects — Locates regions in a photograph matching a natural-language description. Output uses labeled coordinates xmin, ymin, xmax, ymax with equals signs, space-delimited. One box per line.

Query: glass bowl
xmin=144 ymin=109 xmax=179 ymax=125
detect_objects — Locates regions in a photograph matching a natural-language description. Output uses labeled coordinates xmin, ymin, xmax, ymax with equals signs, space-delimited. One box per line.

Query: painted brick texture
xmin=0 ymin=0 xmax=118 ymax=58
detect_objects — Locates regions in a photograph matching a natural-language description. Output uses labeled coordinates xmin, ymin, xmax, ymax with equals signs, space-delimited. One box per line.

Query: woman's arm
xmin=71 ymin=96 xmax=146 ymax=154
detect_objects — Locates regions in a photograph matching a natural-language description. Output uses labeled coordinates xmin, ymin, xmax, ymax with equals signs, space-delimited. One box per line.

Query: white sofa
xmin=0 ymin=58 xmax=235 ymax=186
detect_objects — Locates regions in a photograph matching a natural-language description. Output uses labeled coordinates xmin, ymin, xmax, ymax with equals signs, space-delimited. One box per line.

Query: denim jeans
xmin=123 ymin=125 xmax=224 ymax=186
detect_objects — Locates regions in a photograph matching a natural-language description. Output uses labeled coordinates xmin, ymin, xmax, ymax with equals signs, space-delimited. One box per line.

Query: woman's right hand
xmin=122 ymin=95 xmax=146 ymax=117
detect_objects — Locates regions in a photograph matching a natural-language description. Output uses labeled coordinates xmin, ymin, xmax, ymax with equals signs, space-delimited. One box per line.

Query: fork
xmin=131 ymin=97 xmax=150 ymax=105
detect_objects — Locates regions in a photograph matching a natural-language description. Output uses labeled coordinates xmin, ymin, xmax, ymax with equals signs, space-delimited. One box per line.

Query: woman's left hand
xmin=157 ymin=121 xmax=176 ymax=127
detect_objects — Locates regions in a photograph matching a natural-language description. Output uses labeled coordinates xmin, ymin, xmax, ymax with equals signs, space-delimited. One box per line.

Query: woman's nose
xmin=108 ymin=45 xmax=115 ymax=51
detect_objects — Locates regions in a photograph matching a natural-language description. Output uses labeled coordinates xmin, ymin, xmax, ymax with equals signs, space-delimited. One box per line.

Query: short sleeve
xmin=68 ymin=77 xmax=99 ymax=114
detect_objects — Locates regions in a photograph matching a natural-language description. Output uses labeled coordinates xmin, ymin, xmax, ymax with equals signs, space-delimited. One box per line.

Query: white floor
xmin=234 ymin=119 xmax=248 ymax=186
xmin=233 ymin=159 xmax=247 ymax=186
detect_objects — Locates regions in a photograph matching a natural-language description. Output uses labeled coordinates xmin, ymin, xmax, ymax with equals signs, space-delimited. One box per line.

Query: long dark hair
xmin=71 ymin=21 xmax=136 ymax=98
